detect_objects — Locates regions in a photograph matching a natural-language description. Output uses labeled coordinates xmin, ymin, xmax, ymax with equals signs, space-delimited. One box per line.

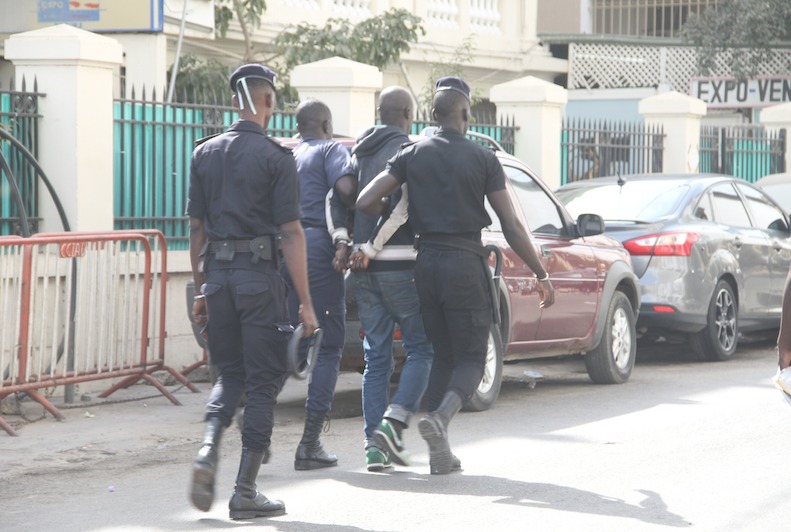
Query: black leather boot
xmin=190 ymin=417 xmax=224 ymax=511
xmin=418 ymin=391 xmax=463 ymax=475
xmin=228 ymin=448 xmax=286 ymax=519
xmin=294 ymin=410 xmax=338 ymax=470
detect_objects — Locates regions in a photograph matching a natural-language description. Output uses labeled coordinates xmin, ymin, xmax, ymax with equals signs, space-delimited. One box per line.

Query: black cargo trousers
xmin=201 ymin=253 xmax=290 ymax=453
xmin=414 ymin=244 xmax=493 ymax=410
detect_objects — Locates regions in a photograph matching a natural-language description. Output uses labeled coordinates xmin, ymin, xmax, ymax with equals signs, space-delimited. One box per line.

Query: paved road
xmin=1 ymin=339 xmax=790 ymax=531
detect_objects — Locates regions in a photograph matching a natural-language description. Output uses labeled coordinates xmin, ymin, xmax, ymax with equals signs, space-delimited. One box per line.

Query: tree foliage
xmin=681 ymin=0 xmax=791 ymax=79
xmin=417 ymin=35 xmax=476 ymax=114
xmin=169 ymin=54 xmax=232 ymax=100
xmin=273 ymin=8 xmax=424 ymax=73
xmin=214 ymin=0 xmax=267 ymax=63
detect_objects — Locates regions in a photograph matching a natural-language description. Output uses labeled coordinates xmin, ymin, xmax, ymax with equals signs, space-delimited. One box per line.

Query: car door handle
xmin=773 ymin=240 xmax=783 ymax=252
xmin=541 ymin=245 xmax=552 ymax=257
xmin=733 ymin=237 xmax=742 ymax=249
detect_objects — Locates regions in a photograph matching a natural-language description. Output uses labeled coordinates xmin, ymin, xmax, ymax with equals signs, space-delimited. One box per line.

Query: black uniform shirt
xmin=186 ymin=120 xmax=301 ymax=240
xmin=386 ymin=128 xmax=506 ymax=236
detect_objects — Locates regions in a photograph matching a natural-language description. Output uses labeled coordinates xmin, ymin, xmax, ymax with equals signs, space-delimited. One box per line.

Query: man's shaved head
xmin=432 ymin=90 xmax=469 ymax=121
xmin=296 ymin=99 xmax=332 ymax=136
xmin=378 ymin=86 xmax=413 ymax=126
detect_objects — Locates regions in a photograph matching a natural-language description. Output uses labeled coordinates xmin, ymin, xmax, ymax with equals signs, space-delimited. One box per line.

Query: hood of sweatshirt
xmin=352 ymin=125 xmax=409 ymax=158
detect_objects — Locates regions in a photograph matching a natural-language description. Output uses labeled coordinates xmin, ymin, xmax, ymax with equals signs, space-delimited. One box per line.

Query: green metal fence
xmin=113 ymin=89 xmax=297 ymax=249
xmin=700 ymin=125 xmax=786 ymax=182
xmin=411 ymin=110 xmax=518 ymax=154
xmin=0 ymin=77 xmax=42 ymax=236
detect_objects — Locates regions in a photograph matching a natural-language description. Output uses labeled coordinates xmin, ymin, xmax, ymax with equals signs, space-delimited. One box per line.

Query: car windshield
xmin=556 ymin=181 xmax=690 ymax=222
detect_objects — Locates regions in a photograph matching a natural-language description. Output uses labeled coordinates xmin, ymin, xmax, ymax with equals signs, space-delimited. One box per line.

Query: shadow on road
xmin=334 ymin=470 xmax=689 ymax=528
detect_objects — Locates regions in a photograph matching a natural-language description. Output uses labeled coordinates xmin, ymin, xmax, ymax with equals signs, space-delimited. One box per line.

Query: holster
xmin=417 ymin=234 xmax=501 ymax=325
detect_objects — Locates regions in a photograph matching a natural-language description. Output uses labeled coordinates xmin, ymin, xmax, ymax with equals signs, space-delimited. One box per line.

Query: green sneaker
xmin=366 ymin=446 xmax=392 ymax=472
xmin=374 ymin=419 xmax=411 ymax=466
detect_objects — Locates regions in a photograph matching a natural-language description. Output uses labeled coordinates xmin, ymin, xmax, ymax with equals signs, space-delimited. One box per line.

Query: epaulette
xmin=266 ymin=136 xmax=294 ymax=154
xmin=399 ymin=140 xmax=417 ymax=149
xmin=194 ymin=133 xmax=221 ymax=147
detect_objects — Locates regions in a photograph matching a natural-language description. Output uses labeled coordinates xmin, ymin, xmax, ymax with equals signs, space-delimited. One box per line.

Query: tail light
xmin=623 ymin=232 xmax=699 ymax=256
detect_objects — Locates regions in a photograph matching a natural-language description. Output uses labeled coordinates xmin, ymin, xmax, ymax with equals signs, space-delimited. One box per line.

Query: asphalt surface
xmin=1 ymin=340 xmax=790 ymax=531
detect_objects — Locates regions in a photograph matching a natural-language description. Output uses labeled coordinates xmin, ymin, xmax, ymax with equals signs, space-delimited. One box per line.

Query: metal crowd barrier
xmin=0 ymin=230 xmax=196 ymax=436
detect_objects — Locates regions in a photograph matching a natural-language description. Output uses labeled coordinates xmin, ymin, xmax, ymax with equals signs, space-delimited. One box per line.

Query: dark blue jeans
xmin=354 ymin=269 xmax=434 ymax=443
xmin=284 ymin=227 xmax=345 ymax=416
xmin=414 ymin=247 xmax=492 ymax=410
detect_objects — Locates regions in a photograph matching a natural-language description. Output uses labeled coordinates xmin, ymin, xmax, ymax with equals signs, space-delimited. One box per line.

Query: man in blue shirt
xmin=285 ymin=99 xmax=357 ymax=470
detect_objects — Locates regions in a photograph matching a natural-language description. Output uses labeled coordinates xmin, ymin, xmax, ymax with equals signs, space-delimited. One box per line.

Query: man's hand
xmin=537 ymin=278 xmax=555 ymax=309
xmin=333 ymin=243 xmax=351 ymax=272
xmin=192 ymin=297 xmax=208 ymax=340
xmin=299 ymin=304 xmax=319 ymax=338
xmin=349 ymin=250 xmax=370 ymax=272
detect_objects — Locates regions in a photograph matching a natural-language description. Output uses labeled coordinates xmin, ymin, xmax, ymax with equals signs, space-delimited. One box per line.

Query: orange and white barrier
xmin=0 ymin=230 xmax=196 ymax=436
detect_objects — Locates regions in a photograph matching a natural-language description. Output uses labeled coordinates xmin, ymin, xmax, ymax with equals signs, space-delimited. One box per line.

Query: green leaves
xmin=214 ymin=0 xmax=267 ymax=38
xmin=681 ymin=0 xmax=791 ymax=79
xmin=273 ymin=8 xmax=424 ymax=73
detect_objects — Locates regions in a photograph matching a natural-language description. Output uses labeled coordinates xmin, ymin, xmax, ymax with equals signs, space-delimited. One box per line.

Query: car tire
xmin=585 ymin=291 xmax=636 ymax=384
xmin=690 ymin=280 xmax=738 ymax=361
xmin=463 ymin=324 xmax=504 ymax=412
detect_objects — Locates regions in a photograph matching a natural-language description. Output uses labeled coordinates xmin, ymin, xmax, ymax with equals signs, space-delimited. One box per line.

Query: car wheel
xmin=585 ymin=291 xmax=636 ymax=384
xmin=463 ymin=324 xmax=504 ymax=412
xmin=690 ymin=280 xmax=738 ymax=361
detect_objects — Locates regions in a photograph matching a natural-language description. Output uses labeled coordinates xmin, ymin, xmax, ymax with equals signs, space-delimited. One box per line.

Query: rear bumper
xmin=637 ymin=304 xmax=707 ymax=333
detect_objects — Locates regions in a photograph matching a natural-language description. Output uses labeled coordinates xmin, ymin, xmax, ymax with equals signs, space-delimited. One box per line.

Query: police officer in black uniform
xmin=187 ymin=64 xmax=318 ymax=519
xmin=357 ymin=76 xmax=555 ymax=475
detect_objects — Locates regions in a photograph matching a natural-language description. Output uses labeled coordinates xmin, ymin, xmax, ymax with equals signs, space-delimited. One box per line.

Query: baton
xmin=484 ymin=244 xmax=503 ymax=325
xmin=287 ymin=324 xmax=323 ymax=380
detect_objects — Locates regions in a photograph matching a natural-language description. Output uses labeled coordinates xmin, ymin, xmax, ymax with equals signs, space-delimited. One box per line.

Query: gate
xmin=561 ymin=118 xmax=665 ymax=185
xmin=700 ymin=125 xmax=786 ymax=182
xmin=0 ymin=230 xmax=196 ymax=436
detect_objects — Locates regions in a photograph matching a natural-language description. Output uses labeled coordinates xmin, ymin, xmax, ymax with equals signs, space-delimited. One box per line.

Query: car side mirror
xmin=576 ymin=213 xmax=605 ymax=237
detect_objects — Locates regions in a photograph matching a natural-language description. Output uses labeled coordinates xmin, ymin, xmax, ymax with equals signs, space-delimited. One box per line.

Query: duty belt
xmin=206 ymin=236 xmax=277 ymax=264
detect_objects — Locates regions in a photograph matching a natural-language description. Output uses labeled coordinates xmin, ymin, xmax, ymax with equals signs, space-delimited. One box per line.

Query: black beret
xmin=435 ymin=76 xmax=471 ymax=101
xmin=229 ymin=64 xmax=276 ymax=91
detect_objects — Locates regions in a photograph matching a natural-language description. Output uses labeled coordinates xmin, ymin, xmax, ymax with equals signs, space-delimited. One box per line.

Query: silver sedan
xmin=556 ymin=174 xmax=791 ymax=361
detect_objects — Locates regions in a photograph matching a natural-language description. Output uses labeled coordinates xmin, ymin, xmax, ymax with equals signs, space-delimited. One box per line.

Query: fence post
xmin=489 ymin=76 xmax=567 ymax=189
xmin=760 ymin=102 xmax=791 ymax=173
xmin=639 ymin=91 xmax=706 ymax=174
xmin=290 ymin=56 xmax=383 ymax=138
xmin=4 ymin=24 xmax=122 ymax=233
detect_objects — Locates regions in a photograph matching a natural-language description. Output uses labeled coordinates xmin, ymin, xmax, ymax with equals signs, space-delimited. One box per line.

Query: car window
xmin=694 ymin=192 xmax=713 ymax=221
xmin=556 ymin=180 xmax=688 ymax=221
xmin=736 ymin=183 xmax=790 ymax=232
xmin=503 ymin=165 xmax=565 ymax=235
xmin=709 ymin=183 xmax=751 ymax=227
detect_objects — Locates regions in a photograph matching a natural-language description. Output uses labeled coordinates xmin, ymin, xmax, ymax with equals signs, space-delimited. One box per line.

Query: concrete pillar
xmin=489 ymin=76 xmax=568 ymax=189
xmin=4 ymin=24 xmax=122 ymax=233
xmin=114 ymin=33 xmax=168 ymax=97
xmin=290 ymin=56 xmax=382 ymax=138
xmin=760 ymin=102 xmax=791 ymax=172
xmin=639 ymin=91 xmax=707 ymax=174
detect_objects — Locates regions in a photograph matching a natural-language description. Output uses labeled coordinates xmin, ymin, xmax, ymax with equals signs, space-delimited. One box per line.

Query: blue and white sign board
xmin=1 ymin=0 xmax=164 ymax=33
